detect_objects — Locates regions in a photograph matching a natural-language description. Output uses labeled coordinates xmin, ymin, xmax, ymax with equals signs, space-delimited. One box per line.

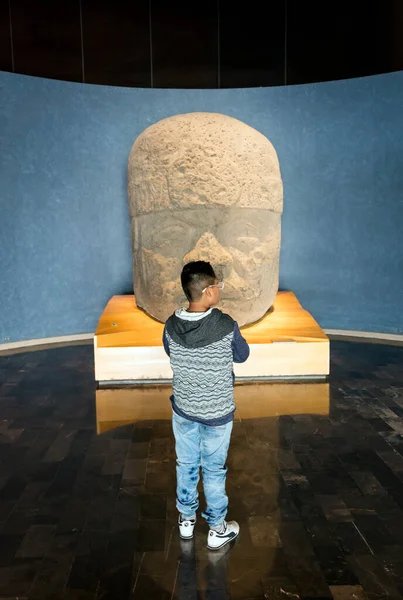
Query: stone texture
xmin=128 ymin=112 xmax=283 ymax=326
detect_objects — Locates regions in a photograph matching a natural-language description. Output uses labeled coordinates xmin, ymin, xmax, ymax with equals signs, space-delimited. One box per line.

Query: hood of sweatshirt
xmin=165 ymin=308 xmax=234 ymax=349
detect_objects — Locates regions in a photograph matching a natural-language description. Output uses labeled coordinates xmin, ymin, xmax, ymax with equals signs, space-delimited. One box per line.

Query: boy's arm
xmin=162 ymin=326 xmax=170 ymax=357
xmin=232 ymin=323 xmax=250 ymax=363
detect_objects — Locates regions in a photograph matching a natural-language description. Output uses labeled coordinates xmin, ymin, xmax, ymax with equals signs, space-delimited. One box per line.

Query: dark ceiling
xmin=1 ymin=0 xmax=403 ymax=88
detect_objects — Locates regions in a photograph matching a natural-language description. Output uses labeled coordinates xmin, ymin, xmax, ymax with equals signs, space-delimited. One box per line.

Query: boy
xmin=163 ymin=260 xmax=250 ymax=550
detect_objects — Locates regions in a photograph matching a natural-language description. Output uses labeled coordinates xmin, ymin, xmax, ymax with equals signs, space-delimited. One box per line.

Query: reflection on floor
xmin=96 ymin=382 xmax=330 ymax=434
xmin=0 ymin=341 xmax=402 ymax=599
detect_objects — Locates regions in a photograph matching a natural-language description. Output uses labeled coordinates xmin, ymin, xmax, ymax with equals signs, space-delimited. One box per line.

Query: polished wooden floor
xmin=0 ymin=341 xmax=403 ymax=599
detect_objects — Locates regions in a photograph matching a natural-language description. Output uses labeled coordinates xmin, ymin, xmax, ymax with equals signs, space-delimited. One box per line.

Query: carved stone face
xmin=128 ymin=113 xmax=283 ymax=326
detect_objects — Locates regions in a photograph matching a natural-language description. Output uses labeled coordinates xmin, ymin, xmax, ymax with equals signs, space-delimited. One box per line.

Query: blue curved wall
xmin=1 ymin=71 xmax=403 ymax=342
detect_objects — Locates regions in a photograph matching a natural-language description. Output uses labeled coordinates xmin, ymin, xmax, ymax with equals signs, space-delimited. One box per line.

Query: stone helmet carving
xmin=128 ymin=112 xmax=283 ymax=326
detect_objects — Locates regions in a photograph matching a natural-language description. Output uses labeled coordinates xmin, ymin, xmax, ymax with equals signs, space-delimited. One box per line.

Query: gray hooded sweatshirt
xmin=163 ymin=308 xmax=250 ymax=426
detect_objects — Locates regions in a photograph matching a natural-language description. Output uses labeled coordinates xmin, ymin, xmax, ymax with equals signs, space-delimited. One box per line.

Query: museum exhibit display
xmin=2 ymin=0 xmax=403 ymax=594
xmin=94 ymin=112 xmax=329 ymax=384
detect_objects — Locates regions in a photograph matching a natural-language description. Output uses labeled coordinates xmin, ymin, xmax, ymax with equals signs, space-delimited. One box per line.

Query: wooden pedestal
xmin=94 ymin=291 xmax=329 ymax=383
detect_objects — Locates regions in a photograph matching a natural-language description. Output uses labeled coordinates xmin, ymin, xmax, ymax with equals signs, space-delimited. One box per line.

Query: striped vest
xmin=164 ymin=309 xmax=237 ymax=425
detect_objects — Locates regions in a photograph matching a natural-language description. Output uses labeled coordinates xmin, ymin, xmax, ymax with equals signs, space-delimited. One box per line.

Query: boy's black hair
xmin=181 ymin=261 xmax=216 ymax=302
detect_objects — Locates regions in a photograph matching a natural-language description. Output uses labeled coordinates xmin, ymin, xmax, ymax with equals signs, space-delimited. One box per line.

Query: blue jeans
xmin=172 ymin=411 xmax=233 ymax=528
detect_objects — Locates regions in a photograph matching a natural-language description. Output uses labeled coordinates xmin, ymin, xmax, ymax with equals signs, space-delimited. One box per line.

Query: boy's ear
xmin=206 ymin=287 xmax=217 ymax=303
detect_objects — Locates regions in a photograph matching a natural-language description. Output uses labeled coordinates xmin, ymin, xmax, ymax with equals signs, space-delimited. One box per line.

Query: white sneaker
xmin=178 ymin=514 xmax=196 ymax=540
xmin=207 ymin=520 xmax=240 ymax=550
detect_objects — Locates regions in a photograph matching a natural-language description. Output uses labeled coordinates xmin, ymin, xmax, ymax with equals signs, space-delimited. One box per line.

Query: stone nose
xmin=183 ymin=232 xmax=233 ymax=278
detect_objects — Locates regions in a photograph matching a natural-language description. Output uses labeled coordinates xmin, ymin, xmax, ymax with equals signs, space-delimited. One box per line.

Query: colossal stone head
xmin=128 ymin=112 xmax=283 ymax=326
